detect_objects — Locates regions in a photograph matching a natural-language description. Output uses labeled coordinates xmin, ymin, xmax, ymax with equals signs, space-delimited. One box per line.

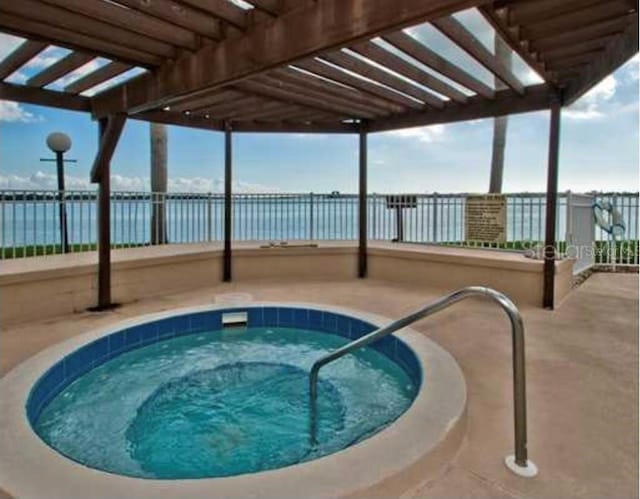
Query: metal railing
xmin=308 ymin=286 xmax=538 ymax=477
xmin=0 ymin=190 xmax=637 ymax=267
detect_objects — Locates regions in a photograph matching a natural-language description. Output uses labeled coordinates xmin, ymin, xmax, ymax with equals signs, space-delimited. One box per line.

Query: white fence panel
xmin=565 ymin=192 xmax=595 ymax=274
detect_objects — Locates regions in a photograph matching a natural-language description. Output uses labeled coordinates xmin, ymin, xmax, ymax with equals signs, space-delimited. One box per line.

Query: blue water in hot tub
xmin=34 ymin=326 xmax=417 ymax=479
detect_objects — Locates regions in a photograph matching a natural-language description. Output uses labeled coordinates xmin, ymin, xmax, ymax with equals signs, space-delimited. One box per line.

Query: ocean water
xmin=35 ymin=326 xmax=417 ymax=479
xmin=2 ymin=193 xmax=636 ymax=249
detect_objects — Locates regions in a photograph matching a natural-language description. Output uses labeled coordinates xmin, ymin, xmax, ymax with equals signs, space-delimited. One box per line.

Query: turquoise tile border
xmin=27 ymin=307 xmax=421 ymax=426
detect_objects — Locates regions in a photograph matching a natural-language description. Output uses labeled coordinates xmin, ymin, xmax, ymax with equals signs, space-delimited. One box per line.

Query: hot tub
xmin=0 ymin=303 xmax=466 ymax=499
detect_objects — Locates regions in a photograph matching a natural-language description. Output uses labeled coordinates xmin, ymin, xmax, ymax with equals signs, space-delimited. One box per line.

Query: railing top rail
xmin=0 ymin=189 xmax=637 ymax=197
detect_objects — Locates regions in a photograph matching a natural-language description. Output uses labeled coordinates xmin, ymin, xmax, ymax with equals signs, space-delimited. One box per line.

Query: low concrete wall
xmin=0 ymin=242 xmax=574 ymax=326
xmin=233 ymin=245 xmax=357 ymax=281
xmin=368 ymin=244 xmax=574 ymax=308
xmin=0 ymin=244 xmax=224 ymax=325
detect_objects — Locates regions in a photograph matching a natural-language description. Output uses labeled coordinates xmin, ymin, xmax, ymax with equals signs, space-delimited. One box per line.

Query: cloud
xmin=0 ymin=101 xmax=43 ymax=123
xmin=229 ymin=0 xmax=253 ymax=8
xmin=48 ymin=59 xmax=104 ymax=90
xmin=621 ymin=53 xmax=640 ymax=83
xmin=384 ymin=124 xmax=446 ymax=142
xmin=3 ymin=43 xmax=72 ymax=84
xmin=0 ymin=33 xmax=24 ymax=60
xmin=81 ymin=67 xmax=147 ymax=96
xmin=0 ymin=171 xmax=279 ymax=193
xmin=564 ymin=75 xmax=617 ymax=120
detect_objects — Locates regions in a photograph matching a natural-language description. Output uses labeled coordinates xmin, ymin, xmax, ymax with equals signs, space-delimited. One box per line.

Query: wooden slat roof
xmin=0 ymin=0 xmax=637 ymax=133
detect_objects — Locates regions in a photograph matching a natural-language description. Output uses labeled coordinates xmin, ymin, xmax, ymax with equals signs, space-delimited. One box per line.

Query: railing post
xmin=565 ymin=190 xmax=573 ymax=258
xmin=207 ymin=192 xmax=212 ymax=242
xmin=371 ymin=193 xmax=377 ymax=240
xmin=309 ymin=192 xmax=314 ymax=241
xmin=432 ymin=193 xmax=438 ymax=242
xmin=611 ymin=193 xmax=618 ymax=270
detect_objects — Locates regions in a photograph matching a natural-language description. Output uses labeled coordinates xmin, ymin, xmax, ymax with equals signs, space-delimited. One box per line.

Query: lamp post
xmin=41 ymin=132 xmax=74 ymax=254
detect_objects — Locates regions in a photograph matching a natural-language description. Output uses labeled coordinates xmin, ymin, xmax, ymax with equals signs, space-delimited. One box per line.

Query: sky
xmin=0 ymin=9 xmax=638 ymax=195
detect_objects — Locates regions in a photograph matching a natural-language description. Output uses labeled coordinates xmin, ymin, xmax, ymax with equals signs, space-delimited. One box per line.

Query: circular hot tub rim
xmin=27 ymin=305 xmax=422 ymax=429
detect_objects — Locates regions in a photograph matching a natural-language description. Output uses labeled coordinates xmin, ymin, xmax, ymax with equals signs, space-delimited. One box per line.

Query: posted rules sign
xmin=465 ymin=194 xmax=507 ymax=243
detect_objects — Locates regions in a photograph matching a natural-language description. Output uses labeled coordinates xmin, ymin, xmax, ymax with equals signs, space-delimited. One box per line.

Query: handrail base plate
xmin=505 ymin=454 xmax=538 ymax=478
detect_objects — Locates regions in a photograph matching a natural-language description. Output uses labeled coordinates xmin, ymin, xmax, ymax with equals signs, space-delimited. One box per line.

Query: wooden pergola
xmin=0 ymin=0 xmax=637 ymax=309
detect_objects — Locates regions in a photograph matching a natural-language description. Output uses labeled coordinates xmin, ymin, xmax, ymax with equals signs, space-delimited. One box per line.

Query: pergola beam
xmin=368 ymin=84 xmax=553 ymax=132
xmin=91 ymin=114 xmax=127 ymax=182
xmin=170 ymin=89 xmax=245 ymax=113
xmin=563 ymin=13 xmax=639 ymax=105
xmin=91 ymin=0 xmax=492 ymax=117
xmin=133 ymin=111 xmax=223 ymax=131
xmin=0 ymin=81 xmax=91 ymax=111
xmin=0 ymin=40 xmax=47 ymax=80
xmin=349 ymin=41 xmax=469 ymax=103
xmin=254 ymin=74 xmax=385 ymax=118
xmin=382 ymin=31 xmax=495 ymax=99
xmin=133 ymin=110 xmax=356 ymax=133
xmin=3 ymin=0 xmax=177 ymax=59
xmin=195 ymin=95 xmax=267 ymax=118
xmin=530 ymin=16 xmax=630 ymax=53
xmin=541 ymin=34 xmax=615 ymax=63
xmin=479 ymin=5 xmax=551 ymax=87
xmin=246 ymin=0 xmax=302 ymax=16
xmin=39 ymin=0 xmax=200 ymax=50
xmin=27 ymin=52 xmax=95 ymax=88
xmin=232 ymin=78 xmax=370 ymax=119
xmin=0 ymin=12 xmax=163 ymax=67
xmin=256 ymin=107 xmax=334 ymax=122
xmin=321 ymin=50 xmax=444 ymax=108
xmin=521 ymin=0 xmax=634 ymax=42
xmin=545 ymin=51 xmax=602 ymax=72
xmin=114 ymin=0 xmax=222 ymax=40
xmin=65 ymin=62 xmax=133 ymax=95
xmin=507 ymin=0 xmax=604 ymax=26
xmin=226 ymin=101 xmax=297 ymax=121
xmin=229 ymin=121 xmax=358 ymax=133
xmin=270 ymin=68 xmax=399 ymax=116
xmin=431 ymin=16 xmax=525 ymax=94
xmin=294 ymin=58 xmax=421 ymax=110
xmin=177 ymin=0 xmax=248 ymax=29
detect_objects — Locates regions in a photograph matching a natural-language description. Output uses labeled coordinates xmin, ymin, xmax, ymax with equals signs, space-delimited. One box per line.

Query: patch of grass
xmin=593 ymin=240 xmax=639 ymax=265
xmin=0 ymin=243 xmax=145 ymax=259
xmin=438 ymin=239 xmax=638 ymax=265
xmin=2 ymin=240 xmax=638 ymax=265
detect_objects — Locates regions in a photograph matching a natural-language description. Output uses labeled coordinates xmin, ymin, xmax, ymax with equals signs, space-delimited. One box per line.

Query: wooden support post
xmin=91 ymin=114 xmax=126 ymax=311
xmin=358 ymin=123 xmax=368 ymax=278
xmin=91 ymin=114 xmax=126 ymax=182
xmin=96 ymin=118 xmax=112 ymax=309
xmin=543 ymin=99 xmax=562 ymax=309
xmin=223 ymin=122 xmax=232 ymax=282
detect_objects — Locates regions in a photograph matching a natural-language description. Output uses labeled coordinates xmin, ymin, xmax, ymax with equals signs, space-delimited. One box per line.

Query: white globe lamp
xmin=46 ymin=132 xmax=72 ymax=154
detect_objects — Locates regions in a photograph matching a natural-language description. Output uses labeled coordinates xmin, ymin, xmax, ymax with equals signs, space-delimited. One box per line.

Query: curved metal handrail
xmin=308 ymin=286 xmax=538 ymax=477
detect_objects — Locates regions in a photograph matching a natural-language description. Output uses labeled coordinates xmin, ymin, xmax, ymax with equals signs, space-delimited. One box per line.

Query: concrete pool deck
xmin=1 ymin=272 xmax=637 ymax=498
